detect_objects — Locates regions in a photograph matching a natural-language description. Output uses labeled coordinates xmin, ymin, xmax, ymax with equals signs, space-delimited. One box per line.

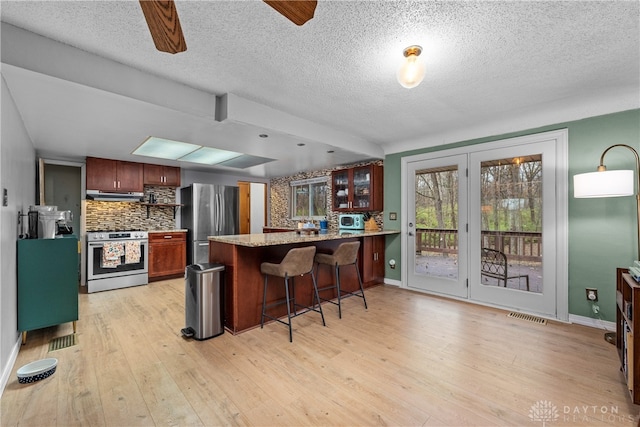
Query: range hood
xmin=86 ymin=190 xmax=143 ymax=202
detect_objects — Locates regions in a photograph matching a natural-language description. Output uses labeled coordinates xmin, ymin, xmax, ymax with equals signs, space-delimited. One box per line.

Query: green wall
xmin=383 ymin=109 xmax=640 ymax=322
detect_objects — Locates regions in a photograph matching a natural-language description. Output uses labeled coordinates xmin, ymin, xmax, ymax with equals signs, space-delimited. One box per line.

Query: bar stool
xmin=314 ymin=241 xmax=367 ymax=319
xmin=260 ymin=246 xmax=326 ymax=342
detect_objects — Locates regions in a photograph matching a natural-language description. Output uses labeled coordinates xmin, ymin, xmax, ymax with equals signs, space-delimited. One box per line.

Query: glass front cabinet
xmin=332 ymin=164 xmax=383 ymax=212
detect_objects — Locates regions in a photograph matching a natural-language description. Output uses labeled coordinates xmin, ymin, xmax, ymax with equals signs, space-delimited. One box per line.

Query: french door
xmin=403 ymin=130 xmax=567 ymax=319
xmin=406 ymin=154 xmax=468 ymax=298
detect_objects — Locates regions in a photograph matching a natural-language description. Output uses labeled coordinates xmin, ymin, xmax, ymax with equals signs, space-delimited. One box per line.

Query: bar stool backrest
xmin=332 ymin=241 xmax=360 ymax=266
xmin=275 ymin=246 xmax=317 ymax=277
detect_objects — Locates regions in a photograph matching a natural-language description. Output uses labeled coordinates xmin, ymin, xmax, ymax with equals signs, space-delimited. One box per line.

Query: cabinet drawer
xmin=149 ymin=232 xmax=186 ymax=242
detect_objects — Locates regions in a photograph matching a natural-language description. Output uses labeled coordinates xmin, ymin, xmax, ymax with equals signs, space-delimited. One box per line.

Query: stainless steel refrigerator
xmin=180 ymin=183 xmax=239 ymax=265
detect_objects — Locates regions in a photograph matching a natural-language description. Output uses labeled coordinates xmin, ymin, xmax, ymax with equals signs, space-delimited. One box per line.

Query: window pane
xmin=480 ymin=155 xmax=542 ymax=293
xmin=294 ymin=185 xmax=309 ymax=217
xmin=311 ymin=182 xmax=327 ymax=216
xmin=414 ymin=165 xmax=459 ymax=280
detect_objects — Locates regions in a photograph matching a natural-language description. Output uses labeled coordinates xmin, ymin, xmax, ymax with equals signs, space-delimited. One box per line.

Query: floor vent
xmin=48 ymin=334 xmax=77 ymax=352
xmin=507 ymin=312 xmax=547 ymax=325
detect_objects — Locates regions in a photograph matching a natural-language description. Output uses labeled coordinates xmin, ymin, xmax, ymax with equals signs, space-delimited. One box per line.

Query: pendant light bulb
xmin=397 ymin=45 xmax=425 ymax=89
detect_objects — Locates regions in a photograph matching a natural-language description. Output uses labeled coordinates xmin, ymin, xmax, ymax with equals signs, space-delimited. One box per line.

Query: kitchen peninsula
xmin=208 ymin=230 xmax=399 ymax=334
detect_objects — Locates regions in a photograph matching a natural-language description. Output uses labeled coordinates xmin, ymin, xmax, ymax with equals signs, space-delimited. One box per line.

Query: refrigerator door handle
xmin=214 ymin=193 xmax=221 ymax=233
xmin=219 ymin=193 xmax=225 ymax=234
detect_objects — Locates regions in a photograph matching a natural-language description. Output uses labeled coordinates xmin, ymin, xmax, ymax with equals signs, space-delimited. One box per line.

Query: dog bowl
xmin=17 ymin=358 xmax=57 ymax=384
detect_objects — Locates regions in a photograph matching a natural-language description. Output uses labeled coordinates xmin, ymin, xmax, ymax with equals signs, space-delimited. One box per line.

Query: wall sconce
xmin=574 ymin=143 xmax=639 ymax=345
xmin=397 ymin=45 xmax=426 ymax=89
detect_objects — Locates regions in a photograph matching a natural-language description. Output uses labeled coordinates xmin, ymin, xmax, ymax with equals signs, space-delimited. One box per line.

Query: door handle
xmin=408 ymin=231 xmax=414 ymax=236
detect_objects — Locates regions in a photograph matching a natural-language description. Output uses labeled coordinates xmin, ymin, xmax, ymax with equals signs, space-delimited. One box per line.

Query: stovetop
xmin=89 ymin=229 xmax=143 ymax=233
xmin=87 ymin=230 xmax=148 ymax=241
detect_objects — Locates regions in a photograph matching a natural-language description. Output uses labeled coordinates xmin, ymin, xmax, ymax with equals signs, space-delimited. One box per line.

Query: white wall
xmin=0 ymin=75 xmax=36 ymax=395
xmin=250 ymin=182 xmax=266 ymax=233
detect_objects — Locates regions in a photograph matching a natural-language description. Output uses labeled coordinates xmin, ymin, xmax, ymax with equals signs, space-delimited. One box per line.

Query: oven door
xmin=87 ymin=240 xmax=148 ymax=280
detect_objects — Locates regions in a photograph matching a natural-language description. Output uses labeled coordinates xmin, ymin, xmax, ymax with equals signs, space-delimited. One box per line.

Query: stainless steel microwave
xmin=339 ymin=214 xmax=365 ymax=230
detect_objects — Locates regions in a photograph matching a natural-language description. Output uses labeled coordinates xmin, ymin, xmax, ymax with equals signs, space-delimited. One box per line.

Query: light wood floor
xmin=2 ymin=279 xmax=639 ymax=426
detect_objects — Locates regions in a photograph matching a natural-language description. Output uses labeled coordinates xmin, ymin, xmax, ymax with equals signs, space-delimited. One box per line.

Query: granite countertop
xmin=148 ymin=229 xmax=188 ymax=233
xmin=208 ymin=229 xmax=400 ymax=247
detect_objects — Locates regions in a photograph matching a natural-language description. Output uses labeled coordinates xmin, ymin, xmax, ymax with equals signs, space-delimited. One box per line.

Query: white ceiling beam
xmin=1 ymin=23 xmax=216 ymax=120
xmin=217 ymin=93 xmax=384 ymax=159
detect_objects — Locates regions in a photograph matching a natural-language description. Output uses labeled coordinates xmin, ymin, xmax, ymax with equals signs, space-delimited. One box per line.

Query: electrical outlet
xmin=586 ymin=288 xmax=598 ymax=302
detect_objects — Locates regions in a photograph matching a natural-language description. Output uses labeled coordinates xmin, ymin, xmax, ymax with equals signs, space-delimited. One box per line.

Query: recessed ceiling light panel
xmin=178 ymin=147 xmax=242 ymax=165
xmin=133 ymin=137 xmax=200 ymax=159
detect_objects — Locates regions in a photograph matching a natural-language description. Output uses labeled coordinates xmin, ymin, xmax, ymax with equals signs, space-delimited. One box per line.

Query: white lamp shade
xmin=573 ymin=169 xmax=635 ymax=198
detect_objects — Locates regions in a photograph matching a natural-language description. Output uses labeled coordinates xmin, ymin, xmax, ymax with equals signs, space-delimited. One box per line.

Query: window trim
xmin=290 ymin=177 xmax=329 ymax=219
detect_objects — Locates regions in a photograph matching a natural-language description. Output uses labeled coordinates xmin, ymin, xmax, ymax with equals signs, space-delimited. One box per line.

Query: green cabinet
xmin=18 ymin=237 xmax=79 ymax=343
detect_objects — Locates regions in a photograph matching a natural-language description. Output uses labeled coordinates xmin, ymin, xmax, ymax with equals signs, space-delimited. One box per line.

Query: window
xmin=291 ymin=177 xmax=328 ymax=219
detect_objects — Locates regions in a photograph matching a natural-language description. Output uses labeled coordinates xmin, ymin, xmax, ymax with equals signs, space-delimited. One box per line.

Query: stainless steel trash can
xmin=182 ymin=263 xmax=225 ymax=340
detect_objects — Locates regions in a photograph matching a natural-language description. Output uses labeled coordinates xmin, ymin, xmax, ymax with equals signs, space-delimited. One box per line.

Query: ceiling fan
xmin=138 ymin=0 xmax=317 ymax=54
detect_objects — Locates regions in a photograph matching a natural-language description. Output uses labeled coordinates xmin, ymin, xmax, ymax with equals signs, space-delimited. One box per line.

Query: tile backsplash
xmin=269 ymin=160 xmax=384 ymax=230
xmin=85 ymin=186 xmax=177 ymax=231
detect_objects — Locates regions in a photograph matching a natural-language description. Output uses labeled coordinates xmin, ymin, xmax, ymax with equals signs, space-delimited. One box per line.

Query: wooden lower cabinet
xmin=149 ymin=232 xmax=186 ymax=281
xmin=362 ymin=235 xmax=385 ymax=285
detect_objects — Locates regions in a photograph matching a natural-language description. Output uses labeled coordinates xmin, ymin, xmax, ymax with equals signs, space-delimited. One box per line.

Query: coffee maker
xmin=28 ymin=206 xmax=73 ymax=239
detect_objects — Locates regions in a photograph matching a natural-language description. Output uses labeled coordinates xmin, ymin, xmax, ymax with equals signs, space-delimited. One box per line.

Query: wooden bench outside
xmin=481 ymin=248 xmax=530 ymax=291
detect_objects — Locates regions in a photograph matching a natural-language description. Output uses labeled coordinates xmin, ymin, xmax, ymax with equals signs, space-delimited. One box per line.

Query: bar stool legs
xmin=314 ymin=241 xmax=367 ymax=319
xmin=260 ymin=246 xmax=326 ymax=342
xmin=316 ymin=260 xmax=367 ymax=319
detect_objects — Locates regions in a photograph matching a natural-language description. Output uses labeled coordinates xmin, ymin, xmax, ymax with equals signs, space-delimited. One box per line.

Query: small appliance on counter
xmin=27 ymin=205 xmax=73 ymax=239
xmin=339 ymin=213 xmax=365 ymax=230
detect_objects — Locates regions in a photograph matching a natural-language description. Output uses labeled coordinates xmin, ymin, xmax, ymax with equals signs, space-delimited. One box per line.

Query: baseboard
xmin=569 ymin=314 xmax=615 ymax=331
xmin=384 ymin=278 xmax=401 ymax=287
xmin=0 ymin=335 xmax=22 ymax=398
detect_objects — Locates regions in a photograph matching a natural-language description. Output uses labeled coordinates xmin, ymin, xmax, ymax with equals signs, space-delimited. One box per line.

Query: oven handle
xmin=88 ymin=241 xmax=148 ymax=248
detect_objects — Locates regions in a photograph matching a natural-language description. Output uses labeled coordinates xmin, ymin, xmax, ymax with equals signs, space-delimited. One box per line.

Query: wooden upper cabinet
xmin=143 ymin=164 xmax=181 ymax=187
xmin=86 ymin=157 xmax=143 ymax=193
xmin=332 ymin=164 xmax=383 ymax=212
xmin=117 ymin=161 xmax=144 ymax=192
xmin=86 ymin=157 xmax=117 ymax=191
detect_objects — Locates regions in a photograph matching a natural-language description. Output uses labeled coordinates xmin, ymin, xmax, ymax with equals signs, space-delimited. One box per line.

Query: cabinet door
xmin=143 ymin=164 xmax=164 ymax=185
xmin=116 ymin=161 xmax=143 ymax=192
xmin=18 ymin=238 xmax=79 ymax=332
xmin=351 ymin=166 xmax=373 ymax=211
xmin=149 ymin=232 xmax=186 ymax=278
xmin=163 ymin=166 xmax=181 ymax=186
xmin=361 ymin=235 xmax=385 ymax=285
xmin=149 ymin=241 xmax=186 ymax=278
xmin=144 ymin=164 xmax=181 ymax=186
xmin=86 ymin=157 xmax=117 ymax=191
xmin=332 ymin=169 xmax=350 ymax=211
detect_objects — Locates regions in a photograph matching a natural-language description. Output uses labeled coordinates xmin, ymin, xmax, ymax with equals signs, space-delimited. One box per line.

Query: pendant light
xmin=397 ymin=45 xmax=426 ymax=89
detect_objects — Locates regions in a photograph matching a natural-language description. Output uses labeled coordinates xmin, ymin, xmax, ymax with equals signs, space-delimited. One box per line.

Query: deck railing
xmin=415 ymin=228 xmax=542 ymax=262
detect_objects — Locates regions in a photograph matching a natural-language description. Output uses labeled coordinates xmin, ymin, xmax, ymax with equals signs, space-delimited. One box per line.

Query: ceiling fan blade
xmin=263 ymin=0 xmax=317 ymax=26
xmin=138 ymin=0 xmax=187 ymax=54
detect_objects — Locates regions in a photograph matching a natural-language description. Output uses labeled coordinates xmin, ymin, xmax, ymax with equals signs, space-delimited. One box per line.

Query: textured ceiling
xmin=1 ymin=0 xmax=639 ymax=177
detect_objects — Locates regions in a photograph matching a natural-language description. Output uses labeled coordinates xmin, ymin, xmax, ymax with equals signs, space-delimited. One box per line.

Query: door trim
xmin=400 ymin=129 xmax=568 ymax=321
